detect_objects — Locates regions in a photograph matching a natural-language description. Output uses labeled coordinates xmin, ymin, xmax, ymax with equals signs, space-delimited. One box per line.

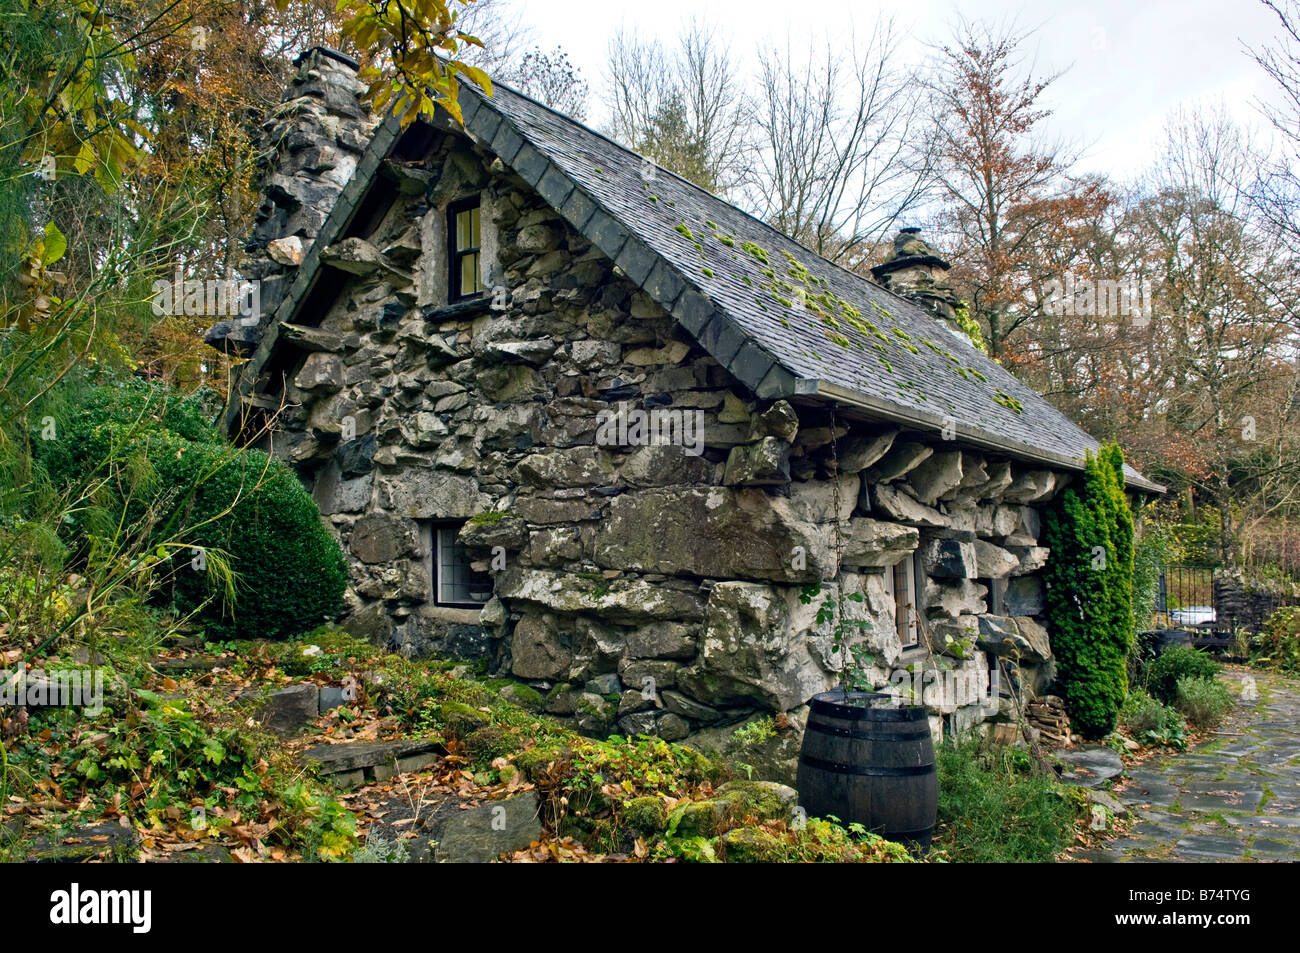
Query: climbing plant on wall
xmin=1041 ymin=444 xmax=1136 ymax=738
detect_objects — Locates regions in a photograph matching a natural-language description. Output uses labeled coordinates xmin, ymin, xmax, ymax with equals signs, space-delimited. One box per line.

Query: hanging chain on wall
xmin=825 ymin=404 xmax=853 ymax=698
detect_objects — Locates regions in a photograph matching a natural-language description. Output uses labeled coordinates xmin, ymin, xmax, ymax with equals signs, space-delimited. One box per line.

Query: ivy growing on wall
xmin=1041 ymin=444 xmax=1136 ymax=738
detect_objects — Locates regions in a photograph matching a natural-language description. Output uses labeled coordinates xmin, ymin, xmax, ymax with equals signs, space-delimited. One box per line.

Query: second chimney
xmin=871 ymin=227 xmax=970 ymax=343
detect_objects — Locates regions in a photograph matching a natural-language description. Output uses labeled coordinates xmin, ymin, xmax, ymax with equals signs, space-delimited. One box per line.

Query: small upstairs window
xmin=448 ymin=196 xmax=482 ymax=301
xmin=432 ymin=522 xmax=493 ymax=609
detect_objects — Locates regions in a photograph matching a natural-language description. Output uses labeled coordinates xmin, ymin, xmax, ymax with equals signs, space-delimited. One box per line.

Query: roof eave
xmin=790 ymin=378 xmax=1166 ymax=494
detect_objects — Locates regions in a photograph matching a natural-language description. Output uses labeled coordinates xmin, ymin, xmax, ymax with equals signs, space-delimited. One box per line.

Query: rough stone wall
xmin=266 ymin=125 xmax=1066 ymax=752
xmin=1212 ymin=574 xmax=1298 ymax=636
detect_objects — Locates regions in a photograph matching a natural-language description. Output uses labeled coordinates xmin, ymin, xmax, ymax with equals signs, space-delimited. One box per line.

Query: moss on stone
xmin=514 ymin=743 xmax=573 ymax=780
xmin=720 ymin=826 xmax=784 ymax=862
xmin=437 ymin=700 xmax=491 ymax=738
xmin=622 ymin=796 xmax=668 ymax=835
xmin=575 ymin=694 xmax=612 ymax=718
xmin=499 ymin=682 xmax=545 ymax=711
xmin=464 ymin=725 xmax=513 ymax=763
xmin=714 ymin=780 xmax=791 ymax=821
xmin=667 ymin=799 xmax=728 ymax=838
xmin=558 ymin=814 xmax=596 ymax=841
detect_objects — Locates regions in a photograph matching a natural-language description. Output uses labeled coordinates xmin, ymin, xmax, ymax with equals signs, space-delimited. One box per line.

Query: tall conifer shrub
xmin=1041 ymin=445 xmax=1136 ymax=738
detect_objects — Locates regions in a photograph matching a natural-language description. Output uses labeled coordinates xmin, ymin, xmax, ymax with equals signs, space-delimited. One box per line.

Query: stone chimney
xmin=871 ymin=227 xmax=965 ymax=336
xmin=205 ymin=47 xmax=379 ymax=356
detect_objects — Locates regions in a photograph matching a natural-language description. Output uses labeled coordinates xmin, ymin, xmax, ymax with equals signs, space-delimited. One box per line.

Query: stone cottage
xmin=210 ymin=48 xmax=1161 ymax=755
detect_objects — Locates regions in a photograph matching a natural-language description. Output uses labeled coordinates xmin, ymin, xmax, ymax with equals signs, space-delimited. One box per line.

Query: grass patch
xmin=1119 ymin=689 xmax=1188 ymax=749
xmin=1175 ymin=676 xmax=1234 ymax=732
xmin=1143 ymin=647 xmax=1220 ymax=704
xmin=932 ymin=737 xmax=1085 ymax=863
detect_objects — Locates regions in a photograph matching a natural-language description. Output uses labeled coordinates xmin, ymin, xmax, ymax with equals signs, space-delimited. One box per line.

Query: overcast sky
xmin=509 ymin=0 xmax=1289 ymax=183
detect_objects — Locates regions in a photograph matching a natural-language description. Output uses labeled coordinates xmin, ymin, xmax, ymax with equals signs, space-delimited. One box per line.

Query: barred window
xmin=433 ymin=523 xmax=492 ymax=608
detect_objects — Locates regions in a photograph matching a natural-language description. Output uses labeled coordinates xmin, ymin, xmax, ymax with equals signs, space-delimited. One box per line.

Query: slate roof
xmin=235 ymin=66 xmax=1160 ymax=492
xmin=456 ymin=83 xmax=1159 ymax=491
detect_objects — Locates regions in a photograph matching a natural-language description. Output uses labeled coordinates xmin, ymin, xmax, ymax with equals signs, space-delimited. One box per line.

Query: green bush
xmin=33 ymin=378 xmax=347 ymax=640
xmin=1118 ymin=690 xmax=1187 ymax=749
xmin=35 ymin=374 xmax=221 ymax=474
xmin=157 ymin=432 xmax=347 ymax=640
xmin=1143 ymin=646 xmax=1220 ymax=705
xmin=1175 ymin=676 xmax=1234 ymax=733
xmin=1256 ymin=606 xmax=1300 ymax=673
xmin=934 ymin=737 xmax=1083 ymax=863
xmin=1042 ymin=445 xmax=1136 ymax=738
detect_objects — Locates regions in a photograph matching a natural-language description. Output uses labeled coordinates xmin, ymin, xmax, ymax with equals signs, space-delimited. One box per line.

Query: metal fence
xmin=1153 ymin=565 xmax=1216 ymax=630
xmin=1152 ymin=564 xmax=1297 ymax=655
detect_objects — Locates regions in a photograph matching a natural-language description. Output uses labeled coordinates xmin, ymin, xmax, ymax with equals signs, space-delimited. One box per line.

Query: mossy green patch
xmin=720 ymin=826 xmax=784 ymax=862
xmin=667 ymin=799 xmax=728 ymax=838
xmin=623 ymin=796 xmax=668 ymax=835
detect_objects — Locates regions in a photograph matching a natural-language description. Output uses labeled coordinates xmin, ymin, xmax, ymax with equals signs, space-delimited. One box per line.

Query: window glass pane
xmin=455 ymin=205 xmax=481 ymax=251
xmin=460 ymin=252 xmax=480 ymax=294
xmin=436 ymin=526 xmax=492 ymax=606
xmin=894 ymin=559 xmax=917 ymax=647
xmin=455 ymin=208 xmax=473 ymax=251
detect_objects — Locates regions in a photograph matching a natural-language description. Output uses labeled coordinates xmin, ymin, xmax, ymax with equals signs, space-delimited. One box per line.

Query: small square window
xmin=884 ymin=553 xmax=921 ymax=648
xmin=432 ymin=523 xmax=493 ymax=608
xmin=448 ymin=197 xmax=482 ymax=301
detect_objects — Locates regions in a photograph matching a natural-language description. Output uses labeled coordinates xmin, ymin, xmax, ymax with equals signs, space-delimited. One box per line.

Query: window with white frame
xmin=883 ymin=552 xmax=921 ymax=648
xmin=431 ymin=522 xmax=493 ymax=609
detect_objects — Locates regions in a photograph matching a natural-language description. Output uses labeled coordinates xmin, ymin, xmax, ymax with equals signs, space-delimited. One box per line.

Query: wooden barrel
xmin=796 ymin=690 xmax=937 ymax=848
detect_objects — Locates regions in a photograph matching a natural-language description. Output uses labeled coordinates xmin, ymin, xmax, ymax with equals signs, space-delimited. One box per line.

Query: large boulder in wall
xmin=677 ymin=582 xmax=839 ymax=711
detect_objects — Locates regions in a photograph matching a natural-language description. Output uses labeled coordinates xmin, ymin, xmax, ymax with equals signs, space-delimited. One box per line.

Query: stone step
xmin=153 ymin=656 xmax=223 ymax=675
xmin=360 ymin=790 xmax=543 ymax=863
xmin=300 ymin=739 xmax=443 ymax=788
xmin=146 ymin=659 xmax=357 ymax=736
xmin=1054 ymin=745 xmax=1124 ymax=788
xmin=28 ymin=821 xmax=141 ymax=863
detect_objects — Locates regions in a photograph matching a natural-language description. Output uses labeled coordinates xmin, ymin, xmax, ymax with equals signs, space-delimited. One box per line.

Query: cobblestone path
xmin=1078 ymin=669 xmax=1300 ymax=862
